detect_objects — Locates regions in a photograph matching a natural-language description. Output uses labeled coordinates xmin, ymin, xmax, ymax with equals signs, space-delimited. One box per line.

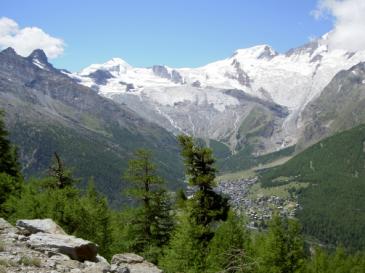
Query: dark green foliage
xmin=123 ymin=149 xmax=174 ymax=262
xmin=149 ymin=189 xmax=174 ymax=247
xmin=161 ymin=136 xmax=230 ymax=272
xmin=260 ymin=124 xmax=365 ymax=250
xmin=4 ymin=155 xmax=114 ymax=259
xmin=175 ymin=188 xmax=187 ymax=209
xmin=206 ymin=211 xmax=254 ymax=273
xmin=303 ymin=247 xmax=365 ymax=273
xmin=178 ymin=135 xmax=229 ymax=228
xmin=5 ymin=178 xmax=80 ymax=232
xmin=0 ymin=111 xmax=21 ymax=179
xmin=48 ymin=152 xmax=79 ymax=189
xmin=255 ymin=215 xmax=305 ymax=273
xmin=160 ymin=214 xmax=208 ymax=273
xmin=0 ymin=173 xmax=21 ymax=211
xmin=74 ymin=181 xmax=113 ymax=259
xmin=179 ymin=135 xmax=216 ymax=189
xmin=6 ymin=177 xmax=114 ymax=259
xmin=0 ymin=111 xmax=22 ymax=215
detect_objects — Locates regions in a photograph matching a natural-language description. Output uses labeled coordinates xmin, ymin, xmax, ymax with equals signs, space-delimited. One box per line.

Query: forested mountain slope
xmin=260 ymin=124 xmax=365 ymax=250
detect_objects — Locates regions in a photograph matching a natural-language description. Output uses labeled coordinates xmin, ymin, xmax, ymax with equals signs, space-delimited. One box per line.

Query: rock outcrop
xmin=28 ymin=232 xmax=98 ymax=262
xmin=0 ymin=218 xmax=163 ymax=273
xmin=111 ymin=253 xmax=162 ymax=273
xmin=16 ymin=219 xmax=67 ymax=235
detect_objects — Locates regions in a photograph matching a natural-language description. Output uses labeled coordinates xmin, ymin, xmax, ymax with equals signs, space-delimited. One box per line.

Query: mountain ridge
xmin=68 ymin=34 xmax=365 ymax=155
xmin=0 ymin=47 xmax=184 ymax=207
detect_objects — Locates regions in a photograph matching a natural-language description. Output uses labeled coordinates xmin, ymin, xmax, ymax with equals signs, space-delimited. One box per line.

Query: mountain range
xmin=2 ymin=32 xmax=365 ymax=207
xmin=70 ymin=33 xmax=365 ymax=155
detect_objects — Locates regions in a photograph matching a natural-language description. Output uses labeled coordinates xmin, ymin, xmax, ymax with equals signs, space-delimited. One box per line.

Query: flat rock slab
xmin=16 ymin=219 xmax=66 ymax=235
xmin=112 ymin=253 xmax=144 ymax=264
xmin=28 ymin=232 xmax=98 ymax=262
xmin=111 ymin=253 xmax=162 ymax=273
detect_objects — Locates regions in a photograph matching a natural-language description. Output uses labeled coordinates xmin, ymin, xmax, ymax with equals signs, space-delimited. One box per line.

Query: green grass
xmin=237 ymin=106 xmax=272 ymax=140
xmin=208 ymin=139 xmax=232 ymax=159
xmin=19 ymin=256 xmax=41 ymax=267
xmin=260 ymin=124 xmax=365 ymax=251
xmin=216 ymin=169 xmax=256 ymax=182
xmin=248 ymin=181 xmax=309 ymax=199
xmin=80 ymin=113 xmax=109 ymax=136
xmin=216 ymin=145 xmax=295 ymax=175
xmin=0 ymin=258 xmax=16 ymax=267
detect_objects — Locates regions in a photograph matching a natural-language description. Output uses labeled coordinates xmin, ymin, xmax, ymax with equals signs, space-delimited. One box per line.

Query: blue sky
xmin=1 ymin=0 xmax=333 ymax=71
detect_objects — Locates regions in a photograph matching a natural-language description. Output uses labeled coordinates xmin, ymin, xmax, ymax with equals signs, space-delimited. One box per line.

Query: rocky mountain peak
xmin=0 ymin=47 xmax=17 ymax=57
xmin=88 ymin=69 xmax=115 ymax=85
xmin=79 ymin=57 xmax=132 ymax=77
xmin=349 ymin=61 xmax=365 ymax=73
xmin=27 ymin=49 xmax=54 ymax=70
xmin=28 ymin=49 xmax=48 ymax=63
xmin=232 ymin=44 xmax=278 ymax=60
xmin=152 ymin=65 xmax=183 ymax=84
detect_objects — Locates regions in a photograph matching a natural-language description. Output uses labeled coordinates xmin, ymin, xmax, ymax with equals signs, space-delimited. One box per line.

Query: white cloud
xmin=313 ymin=0 xmax=365 ymax=52
xmin=0 ymin=17 xmax=65 ymax=59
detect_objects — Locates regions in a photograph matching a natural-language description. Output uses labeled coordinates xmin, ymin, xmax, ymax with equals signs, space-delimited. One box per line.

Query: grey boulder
xmin=16 ymin=219 xmax=67 ymax=235
xmin=28 ymin=232 xmax=98 ymax=262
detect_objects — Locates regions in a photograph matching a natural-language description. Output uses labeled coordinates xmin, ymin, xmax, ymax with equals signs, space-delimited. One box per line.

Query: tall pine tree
xmin=0 ymin=111 xmax=21 ymax=178
xmin=256 ymin=215 xmax=305 ymax=273
xmin=123 ymin=149 xmax=174 ymax=262
xmin=161 ymin=135 xmax=229 ymax=272
xmin=47 ymin=152 xmax=79 ymax=189
xmin=206 ymin=211 xmax=254 ymax=273
xmin=75 ymin=180 xmax=113 ymax=259
xmin=0 ymin=110 xmax=22 ymax=214
xmin=178 ymin=135 xmax=229 ymax=236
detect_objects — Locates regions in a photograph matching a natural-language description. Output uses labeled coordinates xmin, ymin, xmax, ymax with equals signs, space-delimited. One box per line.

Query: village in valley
xmin=214 ymin=177 xmax=302 ymax=229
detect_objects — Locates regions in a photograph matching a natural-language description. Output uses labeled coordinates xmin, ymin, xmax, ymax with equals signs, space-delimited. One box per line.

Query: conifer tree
xmin=0 ymin=110 xmax=22 ymax=214
xmin=160 ymin=214 xmax=207 ymax=273
xmin=149 ymin=189 xmax=174 ymax=247
xmin=161 ymin=136 xmax=229 ymax=272
xmin=206 ymin=211 xmax=255 ymax=273
xmin=257 ymin=215 xmax=305 ymax=273
xmin=0 ymin=110 xmax=21 ymax=179
xmin=123 ymin=149 xmax=174 ymax=260
xmin=178 ymin=135 xmax=229 ymax=234
xmin=47 ymin=152 xmax=79 ymax=189
xmin=76 ymin=180 xmax=113 ymax=259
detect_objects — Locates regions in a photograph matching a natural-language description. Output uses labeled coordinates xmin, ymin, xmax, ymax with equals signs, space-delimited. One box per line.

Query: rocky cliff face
xmin=110 ymin=87 xmax=289 ymax=154
xmin=297 ymin=62 xmax=365 ymax=150
xmin=0 ymin=218 xmax=162 ymax=273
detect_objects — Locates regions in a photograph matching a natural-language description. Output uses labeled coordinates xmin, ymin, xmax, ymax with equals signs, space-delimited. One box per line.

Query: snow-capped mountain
xmin=71 ymin=34 xmax=365 ymax=154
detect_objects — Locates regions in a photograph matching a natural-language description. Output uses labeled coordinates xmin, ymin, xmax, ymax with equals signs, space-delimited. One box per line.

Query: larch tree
xmin=123 ymin=149 xmax=174 ymax=261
